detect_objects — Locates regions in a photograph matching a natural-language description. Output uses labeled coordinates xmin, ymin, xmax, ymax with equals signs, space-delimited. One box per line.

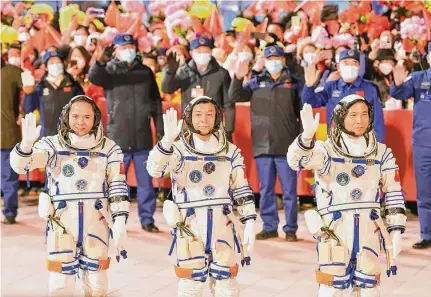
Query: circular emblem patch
xmin=336 ymin=172 xmax=350 ymax=186
xmin=352 ymin=165 xmax=366 ymax=178
xmin=350 ymin=188 xmax=362 ymax=201
xmin=77 ymin=157 xmax=89 ymax=169
xmin=75 ymin=179 xmax=88 ymax=191
xmin=62 ymin=164 xmax=75 ymax=177
xmin=203 ymin=162 xmax=216 ymax=174
xmin=189 ymin=170 xmax=202 ymax=183
xmin=203 ymin=184 xmax=215 ymax=196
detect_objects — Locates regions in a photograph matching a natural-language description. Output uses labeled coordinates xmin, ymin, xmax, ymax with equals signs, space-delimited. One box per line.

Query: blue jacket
xmin=301 ymin=77 xmax=385 ymax=142
xmin=389 ymin=68 xmax=431 ymax=148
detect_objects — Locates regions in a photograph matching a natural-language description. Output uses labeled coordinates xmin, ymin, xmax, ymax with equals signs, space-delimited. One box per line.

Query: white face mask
xmin=8 ymin=57 xmax=21 ymax=67
xmin=378 ymin=63 xmax=393 ymax=76
xmin=339 ymin=64 xmax=359 ymax=82
xmin=118 ymin=49 xmax=136 ymax=63
xmin=303 ymin=53 xmax=316 ymax=65
xmin=74 ymin=35 xmax=87 ymax=46
xmin=265 ymin=59 xmax=284 ymax=74
xmin=18 ymin=32 xmax=30 ymax=42
xmin=238 ymin=52 xmax=253 ymax=61
xmin=47 ymin=63 xmax=64 ymax=77
xmin=193 ymin=53 xmax=212 ymax=66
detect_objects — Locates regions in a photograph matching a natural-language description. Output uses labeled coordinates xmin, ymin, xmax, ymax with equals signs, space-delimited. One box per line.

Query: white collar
xmin=68 ymin=132 xmax=97 ymax=149
xmin=341 ymin=133 xmax=367 ymax=156
xmin=192 ymin=134 xmax=219 ymax=154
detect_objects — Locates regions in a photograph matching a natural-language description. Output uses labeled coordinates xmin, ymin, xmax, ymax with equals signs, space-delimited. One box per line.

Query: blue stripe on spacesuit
xmin=331 ymin=157 xmax=381 ymax=165
xmin=205 ymin=209 xmax=213 ymax=254
xmin=184 ymin=156 xmax=232 ymax=162
xmin=362 ymin=246 xmax=379 ymax=257
xmin=87 ymin=233 xmax=108 ymax=246
xmin=58 ymin=151 xmax=107 ymax=157
xmin=106 ymin=148 xmax=122 ymax=158
xmin=78 ymin=201 xmax=84 ymax=247
xmin=217 ymin=239 xmax=232 ymax=249
xmin=382 ymin=166 xmax=399 ymax=172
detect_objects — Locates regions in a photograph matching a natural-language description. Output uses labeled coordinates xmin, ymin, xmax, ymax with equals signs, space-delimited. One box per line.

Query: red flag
xmin=203 ymin=8 xmax=223 ymax=37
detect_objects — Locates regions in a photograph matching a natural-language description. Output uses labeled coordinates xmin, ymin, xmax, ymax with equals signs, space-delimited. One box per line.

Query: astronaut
xmin=10 ymin=95 xmax=129 ymax=297
xmin=287 ymin=95 xmax=406 ymax=297
xmin=146 ymin=96 xmax=257 ymax=297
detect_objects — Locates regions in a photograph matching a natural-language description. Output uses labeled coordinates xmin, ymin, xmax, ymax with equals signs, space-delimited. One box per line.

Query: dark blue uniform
xmin=301 ymin=49 xmax=385 ymax=143
xmin=301 ymin=77 xmax=385 ymax=142
xmin=229 ymin=45 xmax=302 ymax=235
xmin=390 ymin=69 xmax=431 ymax=242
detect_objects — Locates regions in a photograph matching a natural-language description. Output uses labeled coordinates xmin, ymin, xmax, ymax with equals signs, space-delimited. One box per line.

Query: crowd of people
xmin=2 ymin=0 xmax=431 ymax=248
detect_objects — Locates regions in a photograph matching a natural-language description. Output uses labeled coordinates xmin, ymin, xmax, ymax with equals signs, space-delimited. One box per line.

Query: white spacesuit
xmin=287 ymin=95 xmax=406 ymax=297
xmin=147 ymin=96 xmax=257 ymax=297
xmin=10 ymin=96 xmax=129 ymax=297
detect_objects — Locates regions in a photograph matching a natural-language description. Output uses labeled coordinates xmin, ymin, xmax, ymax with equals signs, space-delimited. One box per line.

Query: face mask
xmin=303 ymin=53 xmax=316 ymax=65
xmin=74 ymin=35 xmax=87 ymax=46
xmin=378 ymin=63 xmax=393 ymax=76
xmin=8 ymin=57 xmax=21 ymax=67
xmin=193 ymin=53 xmax=211 ymax=66
xmin=238 ymin=52 xmax=253 ymax=61
xmin=265 ymin=60 xmax=284 ymax=74
xmin=339 ymin=64 xmax=359 ymax=81
xmin=48 ymin=63 xmax=64 ymax=77
xmin=18 ymin=32 xmax=30 ymax=42
xmin=255 ymin=14 xmax=265 ymax=23
xmin=118 ymin=49 xmax=136 ymax=63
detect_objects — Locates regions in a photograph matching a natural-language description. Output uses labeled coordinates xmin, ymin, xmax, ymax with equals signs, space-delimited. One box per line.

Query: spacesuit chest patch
xmin=203 ymin=185 xmax=215 ymax=196
xmin=189 ymin=170 xmax=202 ymax=183
xmin=75 ymin=179 xmax=88 ymax=191
xmin=77 ymin=157 xmax=89 ymax=169
xmin=350 ymin=188 xmax=362 ymax=200
xmin=336 ymin=172 xmax=350 ymax=186
xmin=62 ymin=164 xmax=75 ymax=177
xmin=203 ymin=162 xmax=216 ymax=174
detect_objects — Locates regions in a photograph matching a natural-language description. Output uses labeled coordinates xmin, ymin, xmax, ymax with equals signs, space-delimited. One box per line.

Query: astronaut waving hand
xmin=287 ymin=96 xmax=406 ymax=297
xmin=10 ymin=95 xmax=130 ymax=297
xmin=147 ymin=96 xmax=257 ymax=297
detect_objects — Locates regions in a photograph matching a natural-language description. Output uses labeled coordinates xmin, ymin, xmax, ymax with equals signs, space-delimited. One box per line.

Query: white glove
xmin=300 ymin=103 xmax=320 ymax=140
xmin=21 ymin=70 xmax=35 ymax=87
xmin=112 ymin=216 xmax=127 ymax=258
xmin=161 ymin=107 xmax=183 ymax=150
xmin=20 ymin=113 xmax=42 ymax=153
xmin=391 ymin=230 xmax=402 ymax=259
xmin=243 ymin=219 xmax=255 ymax=253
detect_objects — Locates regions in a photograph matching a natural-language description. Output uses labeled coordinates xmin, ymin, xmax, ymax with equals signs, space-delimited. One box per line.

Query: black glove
xmin=166 ymin=52 xmax=180 ymax=74
xmin=99 ymin=45 xmax=114 ymax=65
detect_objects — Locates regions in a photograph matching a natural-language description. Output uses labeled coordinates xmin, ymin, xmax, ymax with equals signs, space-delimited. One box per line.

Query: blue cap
xmin=156 ymin=48 xmax=168 ymax=56
xmin=113 ymin=33 xmax=135 ymax=46
xmin=189 ymin=36 xmax=213 ymax=51
xmin=339 ymin=49 xmax=360 ymax=62
xmin=263 ymin=45 xmax=284 ymax=58
xmin=42 ymin=50 xmax=62 ymax=65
